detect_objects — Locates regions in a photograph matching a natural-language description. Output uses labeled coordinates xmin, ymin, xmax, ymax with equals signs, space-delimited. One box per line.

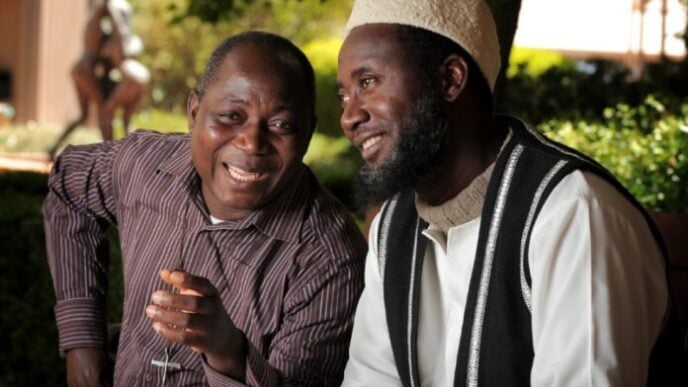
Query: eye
xmin=360 ymin=77 xmax=376 ymax=89
xmin=269 ymin=119 xmax=299 ymax=135
xmin=215 ymin=111 xmax=243 ymax=124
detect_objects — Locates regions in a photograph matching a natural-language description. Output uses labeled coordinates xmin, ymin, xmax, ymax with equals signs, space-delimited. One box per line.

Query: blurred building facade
xmin=515 ymin=0 xmax=687 ymax=67
xmin=1 ymin=0 xmax=687 ymax=125
xmin=0 ymin=0 xmax=89 ymax=124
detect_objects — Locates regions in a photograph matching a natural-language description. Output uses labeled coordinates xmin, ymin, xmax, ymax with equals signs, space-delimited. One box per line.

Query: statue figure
xmin=99 ymin=19 xmax=150 ymax=142
xmin=49 ymin=0 xmax=149 ymax=159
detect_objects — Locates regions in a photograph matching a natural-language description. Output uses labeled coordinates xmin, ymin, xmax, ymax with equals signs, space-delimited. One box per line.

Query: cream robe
xmin=343 ymin=171 xmax=667 ymax=387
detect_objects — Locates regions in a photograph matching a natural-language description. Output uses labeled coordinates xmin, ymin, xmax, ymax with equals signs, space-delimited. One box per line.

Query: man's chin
xmin=353 ymin=164 xmax=414 ymax=210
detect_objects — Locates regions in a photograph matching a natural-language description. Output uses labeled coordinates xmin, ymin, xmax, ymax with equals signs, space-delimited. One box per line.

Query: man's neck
xmin=416 ymin=115 xmax=505 ymax=206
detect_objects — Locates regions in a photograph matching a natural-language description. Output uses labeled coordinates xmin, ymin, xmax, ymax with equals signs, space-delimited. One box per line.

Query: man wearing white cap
xmin=337 ymin=0 xmax=672 ymax=386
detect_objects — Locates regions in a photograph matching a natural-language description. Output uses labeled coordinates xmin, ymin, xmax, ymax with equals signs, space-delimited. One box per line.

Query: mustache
xmin=354 ymin=88 xmax=448 ymax=209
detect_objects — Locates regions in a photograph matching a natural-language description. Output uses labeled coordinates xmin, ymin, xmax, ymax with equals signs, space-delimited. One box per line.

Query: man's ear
xmin=187 ymin=91 xmax=200 ymax=132
xmin=439 ymin=54 xmax=469 ymax=102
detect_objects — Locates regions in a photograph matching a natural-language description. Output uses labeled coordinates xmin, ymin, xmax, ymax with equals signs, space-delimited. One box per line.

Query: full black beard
xmin=354 ymin=89 xmax=448 ymax=210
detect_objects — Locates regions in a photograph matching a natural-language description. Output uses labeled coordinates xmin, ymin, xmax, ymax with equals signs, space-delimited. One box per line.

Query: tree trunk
xmin=487 ymin=0 xmax=523 ymax=113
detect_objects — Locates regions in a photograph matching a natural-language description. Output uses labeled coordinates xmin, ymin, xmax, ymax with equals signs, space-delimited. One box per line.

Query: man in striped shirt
xmin=44 ymin=31 xmax=366 ymax=387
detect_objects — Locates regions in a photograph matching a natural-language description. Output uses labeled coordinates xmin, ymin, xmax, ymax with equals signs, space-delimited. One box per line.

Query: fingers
xmin=149 ymin=317 xmax=208 ymax=352
xmin=146 ymin=303 xmax=213 ymax=331
xmin=145 ymin=304 xmax=227 ymax=353
xmin=149 ymin=269 xmax=235 ymax=355
xmin=159 ymin=269 xmax=217 ymax=297
xmin=150 ymin=290 xmax=215 ymax=314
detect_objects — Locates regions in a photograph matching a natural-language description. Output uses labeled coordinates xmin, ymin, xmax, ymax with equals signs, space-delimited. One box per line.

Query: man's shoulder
xmin=115 ymin=130 xmax=189 ymax=167
xmin=121 ymin=130 xmax=188 ymax=152
xmin=299 ymin=174 xmax=367 ymax=264
xmin=540 ymin=170 xmax=649 ymax=230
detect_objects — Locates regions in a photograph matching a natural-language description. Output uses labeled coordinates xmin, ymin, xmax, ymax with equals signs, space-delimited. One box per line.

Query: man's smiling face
xmin=337 ymin=24 xmax=448 ymax=206
xmin=189 ymin=44 xmax=314 ymax=220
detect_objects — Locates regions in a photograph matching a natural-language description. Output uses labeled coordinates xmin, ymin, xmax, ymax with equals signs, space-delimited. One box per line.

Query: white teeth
xmin=225 ymin=164 xmax=261 ymax=182
xmin=362 ymin=135 xmax=383 ymax=150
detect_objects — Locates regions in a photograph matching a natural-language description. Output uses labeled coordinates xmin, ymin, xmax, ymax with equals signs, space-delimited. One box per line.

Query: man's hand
xmin=66 ymin=347 xmax=113 ymax=387
xmin=146 ymin=269 xmax=247 ymax=381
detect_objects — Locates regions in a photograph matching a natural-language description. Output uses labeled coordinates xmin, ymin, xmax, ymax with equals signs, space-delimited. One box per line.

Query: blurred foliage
xmin=507 ymin=47 xmax=573 ymax=77
xmin=304 ymin=132 xmax=360 ymax=209
xmin=503 ymin=50 xmax=688 ymax=124
xmin=0 ymin=109 xmax=186 ymax=154
xmin=133 ymin=108 xmax=188 ymax=133
xmin=302 ymin=39 xmax=343 ymax=136
xmin=131 ymin=0 xmax=352 ymax=113
xmin=540 ymin=96 xmax=688 ymax=212
xmin=504 ymin=49 xmax=688 ymax=212
xmin=0 ymin=173 xmax=59 ymax=386
xmin=177 ymin=0 xmax=239 ymax=23
xmin=0 ymin=173 xmax=123 ymax=387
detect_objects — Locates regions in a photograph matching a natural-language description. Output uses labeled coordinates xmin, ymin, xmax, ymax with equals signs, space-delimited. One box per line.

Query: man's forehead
xmin=340 ymin=24 xmax=404 ymax=64
xmin=222 ymin=46 xmax=291 ymax=74
xmin=207 ymin=54 xmax=311 ymax=119
xmin=215 ymin=49 xmax=302 ymax=89
xmin=344 ymin=24 xmax=399 ymax=47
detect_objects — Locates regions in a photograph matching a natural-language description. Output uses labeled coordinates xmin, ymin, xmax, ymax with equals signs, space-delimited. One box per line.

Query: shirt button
xmin=145 ymin=372 xmax=154 ymax=383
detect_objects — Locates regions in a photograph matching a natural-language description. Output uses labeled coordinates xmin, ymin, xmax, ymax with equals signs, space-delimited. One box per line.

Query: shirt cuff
xmin=202 ymin=355 xmax=247 ymax=387
xmin=54 ymin=298 xmax=107 ymax=355
xmin=202 ymin=343 xmax=278 ymax=387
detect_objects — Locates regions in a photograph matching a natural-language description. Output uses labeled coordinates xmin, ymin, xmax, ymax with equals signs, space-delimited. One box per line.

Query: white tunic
xmin=343 ymin=171 xmax=668 ymax=387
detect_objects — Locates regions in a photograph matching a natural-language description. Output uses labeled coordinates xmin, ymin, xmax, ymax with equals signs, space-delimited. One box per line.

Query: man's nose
xmin=340 ymin=95 xmax=370 ymax=138
xmin=235 ymin=120 xmax=269 ymax=155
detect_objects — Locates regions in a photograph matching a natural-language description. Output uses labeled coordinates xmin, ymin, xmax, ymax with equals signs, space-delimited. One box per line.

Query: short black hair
xmin=393 ymin=25 xmax=494 ymax=110
xmin=195 ymin=31 xmax=316 ymax=112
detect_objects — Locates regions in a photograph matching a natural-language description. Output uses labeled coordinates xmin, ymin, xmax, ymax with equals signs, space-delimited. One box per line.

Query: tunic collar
xmin=415 ymin=128 xmax=513 ymax=232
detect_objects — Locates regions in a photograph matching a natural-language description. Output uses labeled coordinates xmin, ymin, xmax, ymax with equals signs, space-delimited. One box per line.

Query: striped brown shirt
xmin=43 ymin=131 xmax=367 ymax=386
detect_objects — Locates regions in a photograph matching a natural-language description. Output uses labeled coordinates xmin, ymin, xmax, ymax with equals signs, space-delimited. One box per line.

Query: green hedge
xmin=503 ymin=52 xmax=688 ymax=125
xmin=540 ymin=96 xmax=688 ymax=212
xmin=0 ymin=173 xmax=61 ymax=386
xmin=0 ymin=173 xmax=122 ymax=387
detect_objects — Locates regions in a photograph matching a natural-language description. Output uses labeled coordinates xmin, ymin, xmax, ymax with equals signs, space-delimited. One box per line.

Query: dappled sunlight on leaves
xmin=540 ymin=96 xmax=688 ymax=212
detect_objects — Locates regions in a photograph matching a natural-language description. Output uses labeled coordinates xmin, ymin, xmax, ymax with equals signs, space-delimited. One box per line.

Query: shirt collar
xmin=156 ymin=138 xmax=309 ymax=244
xmin=247 ymin=165 xmax=310 ymax=244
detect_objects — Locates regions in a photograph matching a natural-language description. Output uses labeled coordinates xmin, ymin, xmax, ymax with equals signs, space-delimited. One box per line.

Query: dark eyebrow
xmin=350 ymin=66 xmax=372 ymax=79
xmin=272 ymin=105 xmax=296 ymax=115
xmin=336 ymin=64 xmax=374 ymax=90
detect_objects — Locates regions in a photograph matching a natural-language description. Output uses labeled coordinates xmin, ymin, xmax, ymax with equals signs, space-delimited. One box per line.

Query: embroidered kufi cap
xmin=345 ymin=0 xmax=501 ymax=91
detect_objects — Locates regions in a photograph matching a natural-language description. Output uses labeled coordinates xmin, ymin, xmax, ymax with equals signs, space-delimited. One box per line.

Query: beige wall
xmin=0 ymin=0 xmax=40 ymax=122
xmin=0 ymin=0 xmax=88 ymax=124
xmin=515 ymin=0 xmax=687 ymax=61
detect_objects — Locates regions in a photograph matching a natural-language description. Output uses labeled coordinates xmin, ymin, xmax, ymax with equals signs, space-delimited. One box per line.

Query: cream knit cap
xmin=345 ymin=0 xmax=501 ymax=91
